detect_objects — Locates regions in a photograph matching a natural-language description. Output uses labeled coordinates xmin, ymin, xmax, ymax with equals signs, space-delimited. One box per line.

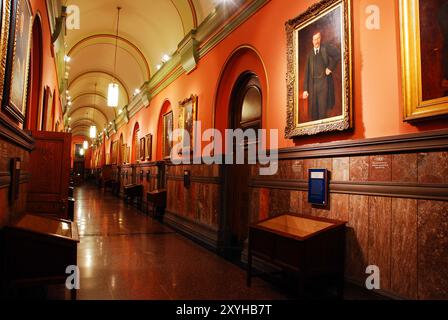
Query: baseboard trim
xmin=163 ymin=211 xmax=220 ymax=251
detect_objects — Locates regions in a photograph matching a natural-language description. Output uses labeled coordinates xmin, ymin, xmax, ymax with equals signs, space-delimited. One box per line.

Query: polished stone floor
xmin=73 ymin=185 xmax=289 ymax=300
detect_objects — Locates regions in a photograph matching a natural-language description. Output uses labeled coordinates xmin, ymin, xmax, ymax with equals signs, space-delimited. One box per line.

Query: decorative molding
xmin=278 ymin=129 xmax=448 ymax=159
xmin=178 ymin=30 xmax=199 ymax=74
xmin=0 ymin=172 xmax=31 ymax=189
xmin=0 ymin=172 xmax=10 ymax=189
xmin=164 ymin=211 xmax=220 ymax=251
xmin=114 ymin=0 xmax=270 ymax=132
xmin=167 ymin=175 xmax=222 ymax=184
xmin=249 ymin=178 xmax=448 ymax=201
xmin=196 ymin=0 xmax=270 ymax=59
xmin=0 ymin=114 xmax=35 ymax=151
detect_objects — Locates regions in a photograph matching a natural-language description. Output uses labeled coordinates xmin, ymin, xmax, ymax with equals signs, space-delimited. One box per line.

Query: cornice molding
xmin=114 ymin=0 xmax=270 ymax=131
xmin=0 ymin=114 xmax=35 ymax=151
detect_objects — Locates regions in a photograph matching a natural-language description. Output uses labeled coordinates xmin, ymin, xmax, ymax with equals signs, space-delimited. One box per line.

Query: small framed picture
xmin=163 ymin=111 xmax=173 ymax=159
xmin=139 ymin=137 xmax=146 ymax=161
xmin=178 ymin=95 xmax=198 ymax=154
xmin=146 ymin=134 xmax=153 ymax=161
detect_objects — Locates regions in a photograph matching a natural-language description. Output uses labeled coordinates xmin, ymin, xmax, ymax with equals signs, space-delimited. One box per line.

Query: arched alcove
xmin=214 ymin=46 xmax=268 ymax=260
xmin=214 ymin=46 xmax=268 ymax=149
xmin=25 ymin=14 xmax=43 ymax=131
xmin=131 ymin=122 xmax=140 ymax=163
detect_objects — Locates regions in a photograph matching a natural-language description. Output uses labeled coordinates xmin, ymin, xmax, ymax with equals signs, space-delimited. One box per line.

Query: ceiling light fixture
xmin=108 ymin=7 xmax=122 ymax=108
xmin=83 ymin=140 xmax=89 ymax=149
xmin=161 ymin=54 xmax=171 ymax=63
xmin=90 ymin=83 xmax=98 ymax=138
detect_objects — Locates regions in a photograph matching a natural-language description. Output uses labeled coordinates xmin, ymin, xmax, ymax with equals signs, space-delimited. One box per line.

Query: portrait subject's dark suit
xmin=303 ymin=44 xmax=340 ymax=121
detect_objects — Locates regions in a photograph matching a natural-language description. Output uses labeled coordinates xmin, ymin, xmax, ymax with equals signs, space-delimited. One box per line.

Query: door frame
xmin=219 ymin=72 xmax=262 ymax=256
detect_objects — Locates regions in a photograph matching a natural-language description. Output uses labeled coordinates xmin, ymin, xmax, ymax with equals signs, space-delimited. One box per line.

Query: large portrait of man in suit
xmin=400 ymin=0 xmax=448 ymax=120
xmin=285 ymin=0 xmax=352 ymax=138
xmin=302 ymin=31 xmax=341 ymax=121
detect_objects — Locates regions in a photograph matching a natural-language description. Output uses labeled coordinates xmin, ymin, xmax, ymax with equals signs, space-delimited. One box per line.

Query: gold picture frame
xmin=0 ymin=0 xmax=12 ymax=107
xmin=285 ymin=0 xmax=353 ymax=138
xmin=139 ymin=137 xmax=145 ymax=161
xmin=178 ymin=94 xmax=198 ymax=154
xmin=2 ymin=0 xmax=33 ymax=123
xmin=146 ymin=133 xmax=152 ymax=161
xmin=162 ymin=111 xmax=173 ymax=160
xmin=400 ymin=0 xmax=448 ymax=121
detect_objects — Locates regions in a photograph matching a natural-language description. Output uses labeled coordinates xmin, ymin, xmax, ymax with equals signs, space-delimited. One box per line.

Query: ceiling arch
xmin=68 ymin=106 xmax=110 ymax=127
xmin=64 ymin=0 xmax=217 ymax=135
xmin=68 ymin=34 xmax=150 ymax=79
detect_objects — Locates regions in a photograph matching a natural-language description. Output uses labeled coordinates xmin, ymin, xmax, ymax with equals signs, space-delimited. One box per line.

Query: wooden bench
xmin=146 ymin=189 xmax=167 ymax=218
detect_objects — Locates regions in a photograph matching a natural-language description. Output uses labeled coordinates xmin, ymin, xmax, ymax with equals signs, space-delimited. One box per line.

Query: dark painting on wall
xmin=0 ymin=0 xmax=12 ymax=107
xmin=146 ymin=133 xmax=152 ymax=161
xmin=178 ymin=95 xmax=198 ymax=154
xmin=285 ymin=0 xmax=353 ymax=138
xmin=298 ymin=8 xmax=342 ymax=124
xmin=2 ymin=0 xmax=32 ymax=123
xmin=139 ymin=137 xmax=145 ymax=161
xmin=419 ymin=0 xmax=448 ymax=102
xmin=163 ymin=111 xmax=173 ymax=159
xmin=400 ymin=0 xmax=448 ymax=120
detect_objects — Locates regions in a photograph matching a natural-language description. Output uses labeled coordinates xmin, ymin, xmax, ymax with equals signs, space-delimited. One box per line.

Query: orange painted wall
xmin=104 ymin=0 xmax=447 ymax=164
xmin=29 ymin=0 xmax=63 ymax=132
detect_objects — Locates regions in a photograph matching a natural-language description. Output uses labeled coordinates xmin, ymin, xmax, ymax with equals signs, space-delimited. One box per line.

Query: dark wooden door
xmin=224 ymin=73 xmax=262 ymax=258
xmin=27 ymin=131 xmax=71 ymax=219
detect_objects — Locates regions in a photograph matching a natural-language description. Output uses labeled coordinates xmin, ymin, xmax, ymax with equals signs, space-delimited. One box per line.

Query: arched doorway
xmin=25 ymin=15 xmax=43 ymax=131
xmin=223 ymin=72 xmax=263 ymax=260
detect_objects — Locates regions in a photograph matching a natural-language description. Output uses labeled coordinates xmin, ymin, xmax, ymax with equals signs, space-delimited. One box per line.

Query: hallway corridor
xmin=73 ymin=185 xmax=289 ymax=300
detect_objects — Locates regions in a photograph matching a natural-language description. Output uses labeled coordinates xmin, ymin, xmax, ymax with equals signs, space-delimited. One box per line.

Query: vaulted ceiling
xmin=66 ymin=0 xmax=217 ymax=138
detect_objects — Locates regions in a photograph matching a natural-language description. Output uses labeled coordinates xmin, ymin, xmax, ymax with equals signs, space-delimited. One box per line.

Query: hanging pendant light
xmin=80 ymin=148 xmax=85 ymax=156
xmin=83 ymin=140 xmax=89 ymax=149
xmin=107 ymin=83 xmax=119 ymax=107
xmin=90 ymin=83 xmax=98 ymax=138
xmin=90 ymin=126 xmax=97 ymax=138
xmin=108 ymin=7 xmax=122 ymax=107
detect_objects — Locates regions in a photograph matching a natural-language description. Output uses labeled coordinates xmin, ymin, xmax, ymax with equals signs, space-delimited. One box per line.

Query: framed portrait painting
xmin=178 ymin=95 xmax=198 ymax=154
xmin=111 ymin=141 xmax=118 ymax=164
xmin=400 ymin=0 xmax=448 ymax=120
xmin=146 ymin=133 xmax=152 ymax=161
xmin=139 ymin=137 xmax=145 ymax=161
xmin=0 ymin=0 xmax=12 ymax=106
xmin=285 ymin=0 xmax=353 ymax=138
xmin=2 ymin=0 xmax=33 ymax=123
xmin=163 ymin=111 xmax=173 ymax=159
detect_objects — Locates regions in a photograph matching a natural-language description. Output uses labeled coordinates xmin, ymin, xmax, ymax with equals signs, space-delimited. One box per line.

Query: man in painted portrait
xmin=12 ymin=11 xmax=26 ymax=110
xmin=438 ymin=1 xmax=448 ymax=93
xmin=302 ymin=31 xmax=340 ymax=121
